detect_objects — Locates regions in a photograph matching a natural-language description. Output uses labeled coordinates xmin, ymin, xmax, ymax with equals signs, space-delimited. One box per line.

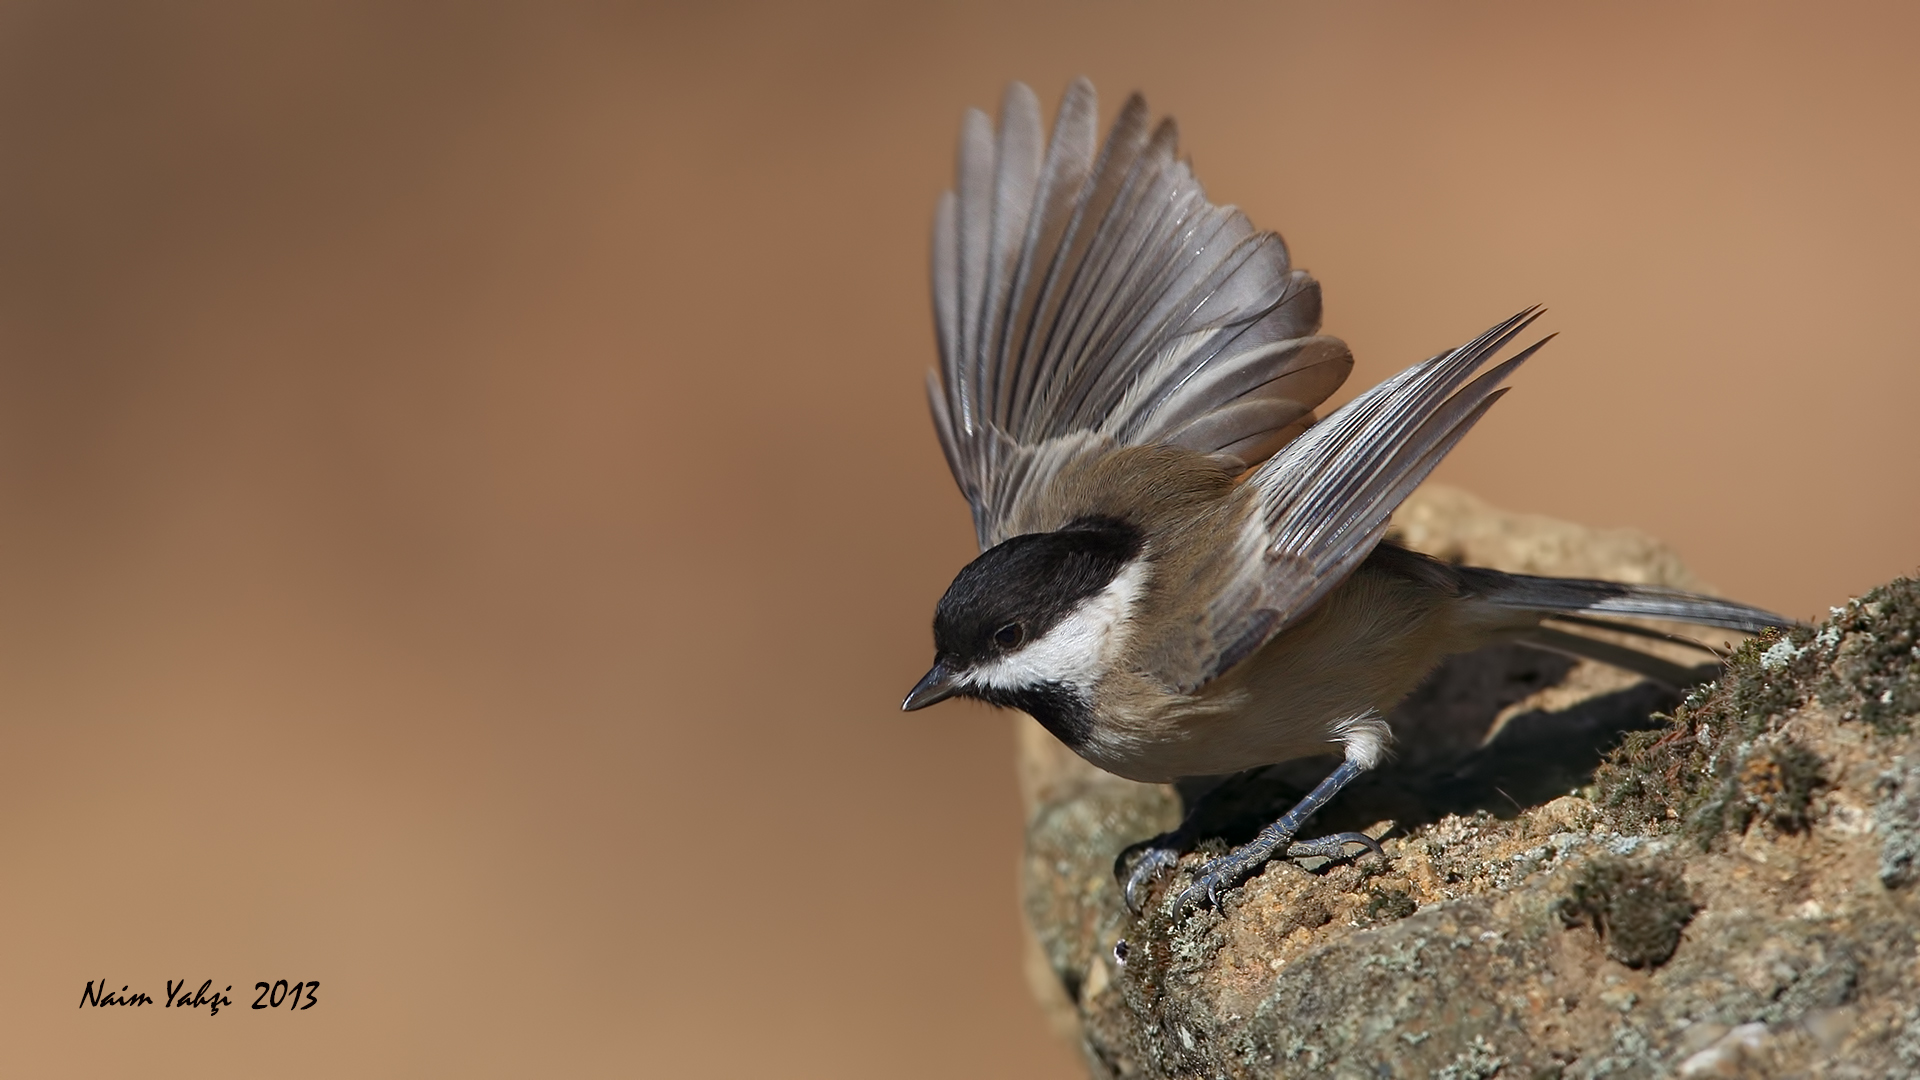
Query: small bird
xmin=902 ymin=80 xmax=1790 ymax=917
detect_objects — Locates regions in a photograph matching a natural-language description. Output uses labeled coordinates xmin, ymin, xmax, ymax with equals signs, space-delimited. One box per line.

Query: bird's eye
xmin=993 ymin=622 xmax=1025 ymax=648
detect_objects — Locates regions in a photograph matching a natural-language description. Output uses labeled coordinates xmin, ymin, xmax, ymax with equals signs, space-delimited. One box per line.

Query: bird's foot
xmin=1171 ymin=830 xmax=1381 ymax=917
xmin=1285 ymin=830 xmax=1383 ymax=862
xmin=1120 ymin=760 xmax=1381 ymax=918
xmin=1117 ymin=837 xmax=1186 ymax=915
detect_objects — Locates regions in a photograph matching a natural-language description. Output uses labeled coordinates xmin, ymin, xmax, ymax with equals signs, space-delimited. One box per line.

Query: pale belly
xmin=1064 ymin=566 xmax=1511 ymax=783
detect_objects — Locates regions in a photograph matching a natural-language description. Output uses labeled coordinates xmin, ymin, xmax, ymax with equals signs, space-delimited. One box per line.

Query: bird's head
xmin=903 ymin=517 xmax=1147 ymax=717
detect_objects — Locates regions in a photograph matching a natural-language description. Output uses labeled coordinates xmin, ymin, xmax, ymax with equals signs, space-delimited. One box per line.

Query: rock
xmin=1016 ymin=485 xmax=1920 ymax=1077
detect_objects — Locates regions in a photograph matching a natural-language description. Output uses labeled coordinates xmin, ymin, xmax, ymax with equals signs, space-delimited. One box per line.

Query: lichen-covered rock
xmin=1017 ymin=487 xmax=1920 ymax=1078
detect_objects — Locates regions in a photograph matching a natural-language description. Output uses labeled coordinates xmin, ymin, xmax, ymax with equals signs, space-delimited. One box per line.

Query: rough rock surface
xmin=1018 ymin=486 xmax=1920 ymax=1078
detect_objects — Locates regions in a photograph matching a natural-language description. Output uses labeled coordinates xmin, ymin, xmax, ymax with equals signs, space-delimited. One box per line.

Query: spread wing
xmin=1188 ymin=309 xmax=1554 ymax=686
xmin=927 ymin=80 xmax=1353 ymax=549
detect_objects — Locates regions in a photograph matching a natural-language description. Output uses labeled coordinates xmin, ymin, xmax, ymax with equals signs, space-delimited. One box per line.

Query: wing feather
xmin=1001 ymin=82 xmax=1098 ymax=435
xmin=927 ymin=80 xmax=1352 ymax=548
xmin=931 ymin=192 xmax=960 ymax=419
xmin=1189 ymin=309 xmax=1552 ymax=684
xmin=981 ymin=85 xmax=1044 ymax=426
xmin=952 ymin=109 xmax=995 ymax=430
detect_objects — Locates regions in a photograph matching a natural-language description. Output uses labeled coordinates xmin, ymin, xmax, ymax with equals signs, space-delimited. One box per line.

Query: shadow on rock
xmin=1173 ymin=643 xmax=1692 ymax=845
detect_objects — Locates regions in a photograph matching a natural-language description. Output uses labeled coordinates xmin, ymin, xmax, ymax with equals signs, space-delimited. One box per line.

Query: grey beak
xmin=902 ymin=658 xmax=962 ymax=711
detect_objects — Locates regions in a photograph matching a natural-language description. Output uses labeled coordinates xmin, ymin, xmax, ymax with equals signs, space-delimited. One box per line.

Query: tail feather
xmin=1364 ymin=541 xmax=1794 ymax=689
xmin=1462 ymin=568 xmax=1794 ymax=635
xmin=1541 ymin=611 xmax=1732 ymax=657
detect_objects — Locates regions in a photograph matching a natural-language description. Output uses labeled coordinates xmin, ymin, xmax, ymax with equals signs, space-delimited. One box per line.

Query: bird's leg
xmin=1171 ymin=758 xmax=1379 ymax=916
xmin=1117 ymin=761 xmax=1381 ymax=914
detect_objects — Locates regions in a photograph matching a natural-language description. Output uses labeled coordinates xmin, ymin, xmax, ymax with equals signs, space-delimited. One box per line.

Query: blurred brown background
xmin=0 ymin=2 xmax=1914 ymax=1076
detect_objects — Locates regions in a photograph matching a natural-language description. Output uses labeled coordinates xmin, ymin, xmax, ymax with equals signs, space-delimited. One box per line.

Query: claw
xmin=1171 ymin=849 xmax=1267 ymax=916
xmin=1170 ymin=867 xmax=1234 ymax=918
xmin=1285 ymin=830 xmax=1383 ymax=861
xmin=1121 ymin=846 xmax=1182 ymax=914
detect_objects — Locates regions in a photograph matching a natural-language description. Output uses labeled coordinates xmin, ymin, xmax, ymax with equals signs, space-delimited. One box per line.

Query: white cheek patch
xmin=966 ymin=559 xmax=1151 ymax=693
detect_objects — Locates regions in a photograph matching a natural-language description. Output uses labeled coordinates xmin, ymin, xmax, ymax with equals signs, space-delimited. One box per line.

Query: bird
xmin=900 ymin=79 xmax=1791 ymax=918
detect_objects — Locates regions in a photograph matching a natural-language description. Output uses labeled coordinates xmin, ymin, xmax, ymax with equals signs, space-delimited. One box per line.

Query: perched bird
xmin=901 ymin=80 xmax=1790 ymax=916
